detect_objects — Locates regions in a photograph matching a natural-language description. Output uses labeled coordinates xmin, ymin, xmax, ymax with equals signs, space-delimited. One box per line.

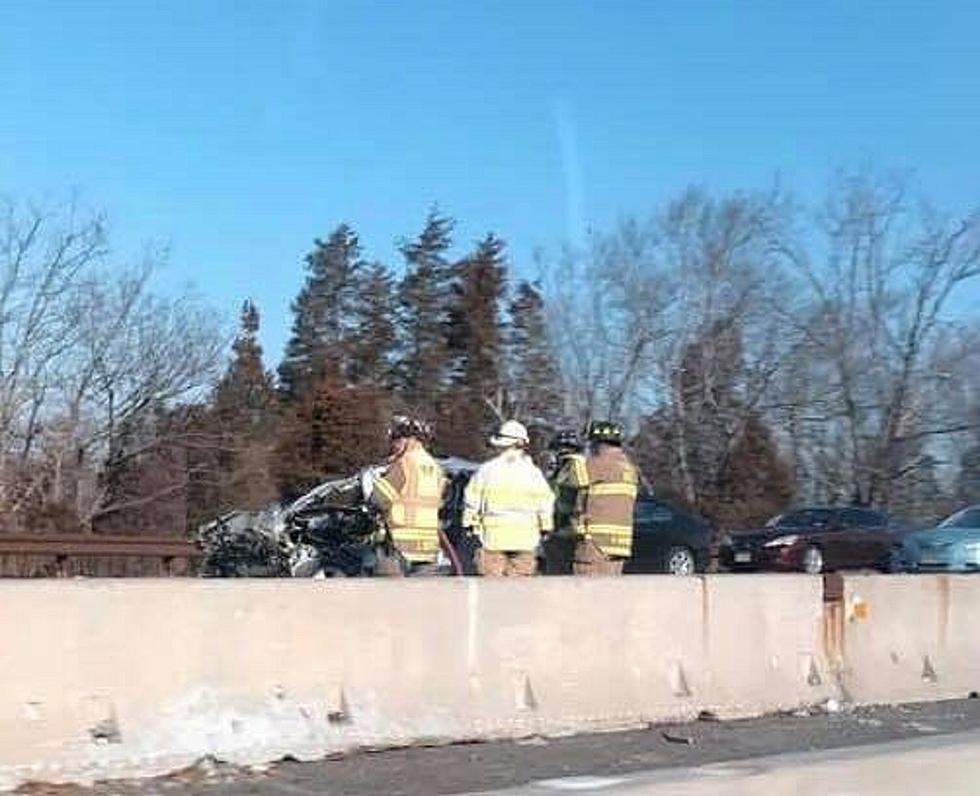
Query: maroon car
xmin=718 ymin=507 xmax=895 ymax=574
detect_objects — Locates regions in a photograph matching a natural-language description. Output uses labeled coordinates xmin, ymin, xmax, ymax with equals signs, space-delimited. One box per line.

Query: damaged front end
xmin=198 ymin=458 xmax=478 ymax=578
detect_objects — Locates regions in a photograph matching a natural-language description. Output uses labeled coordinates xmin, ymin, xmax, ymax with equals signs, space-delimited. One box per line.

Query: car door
xmin=630 ymin=498 xmax=677 ymax=572
xmin=842 ymin=508 xmax=891 ymax=568
xmin=806 ymin=509 xmax=849 ymax=569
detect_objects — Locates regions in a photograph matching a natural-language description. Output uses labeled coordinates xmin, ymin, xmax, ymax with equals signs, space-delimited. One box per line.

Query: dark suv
xmin=442 ymin=466 xmax=712 ymax=575
xmin=625 ymin=496 xmax=713 ymax=575
xmin=719 ymin=506 xmax=894 ymax=574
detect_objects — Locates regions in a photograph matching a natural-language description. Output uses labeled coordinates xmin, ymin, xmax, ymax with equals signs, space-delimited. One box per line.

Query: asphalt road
xmin=17 ymin=698 xmax=980 ymax=796
xmin=485 ymin=730 xmax=980 ymax=794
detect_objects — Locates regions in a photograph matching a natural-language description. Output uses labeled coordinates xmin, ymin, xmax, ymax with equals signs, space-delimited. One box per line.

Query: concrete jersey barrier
xmin=0 ymin=576 xmax=839 ymax=790
xmin=837 ymin=574 xmax=980 ymax=705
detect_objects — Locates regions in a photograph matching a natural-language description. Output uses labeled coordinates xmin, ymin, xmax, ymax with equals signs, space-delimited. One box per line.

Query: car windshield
xmin=773 ymin=509 xmax=835 ymax=529
xmin=938 ymin=508 xmax=980 ymax=529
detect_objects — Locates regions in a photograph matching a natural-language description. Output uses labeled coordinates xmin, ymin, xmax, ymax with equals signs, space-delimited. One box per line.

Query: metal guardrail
xmin=0 ymin=534 xmax=202 ymax=576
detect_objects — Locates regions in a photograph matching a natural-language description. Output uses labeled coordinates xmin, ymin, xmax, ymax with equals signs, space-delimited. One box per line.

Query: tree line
xmin=1 ymin=168 xmax=978 ymax=538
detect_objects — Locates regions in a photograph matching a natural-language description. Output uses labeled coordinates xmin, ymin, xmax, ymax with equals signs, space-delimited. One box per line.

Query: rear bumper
xmin=756 ymin=545 xmax=807 ymax=571
xmin=717 ymin=544 xmax=804 ymax=571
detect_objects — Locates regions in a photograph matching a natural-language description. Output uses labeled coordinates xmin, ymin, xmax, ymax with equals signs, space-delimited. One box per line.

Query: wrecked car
xmin=198 ymin=458 xmax=478 ymax=578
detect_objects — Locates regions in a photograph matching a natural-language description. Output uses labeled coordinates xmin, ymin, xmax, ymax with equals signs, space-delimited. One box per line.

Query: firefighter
xmin=542 ymin=429 xmax=584 ymax=574
xmin=463 ymin=420 xmax=554 ymax=576
xmin=364 ymin=416 xmax=446 ymax=576
xmin=566 ymin=420 xmax=639 ymax=576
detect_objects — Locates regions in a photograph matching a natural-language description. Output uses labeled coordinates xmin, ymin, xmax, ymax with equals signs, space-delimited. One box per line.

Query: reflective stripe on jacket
xmin=371 ymin=442 xmax=445 ymax=563
xmin=463 ymin=449 xmax=555 ymax=553
xmin=564 ymin=445 xmax=638 ymax=558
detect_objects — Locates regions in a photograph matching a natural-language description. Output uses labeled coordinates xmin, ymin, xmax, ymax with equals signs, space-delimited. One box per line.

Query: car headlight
xmin=719 ymin=533 xmax=734 ymax=548
xmin=763 ymin=534 xmax=800 ymax=548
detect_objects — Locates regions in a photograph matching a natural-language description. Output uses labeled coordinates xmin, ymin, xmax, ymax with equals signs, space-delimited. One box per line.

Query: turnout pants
xmin=370 ymin=547 xmax=443 ymax=577
xmin=573 ymin=537 xmax=625 ymax=576
xmin=475 ymin=549 xmax=537 ymax=577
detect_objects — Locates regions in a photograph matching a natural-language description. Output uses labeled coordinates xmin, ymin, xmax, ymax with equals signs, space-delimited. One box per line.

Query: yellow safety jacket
xmin=463 ymin=448 xmax=555 ymax=553
xmin=563 ymin=445 xmax=638 ymax=558
xmin=371 ymin=441 xmax=445 ymax=563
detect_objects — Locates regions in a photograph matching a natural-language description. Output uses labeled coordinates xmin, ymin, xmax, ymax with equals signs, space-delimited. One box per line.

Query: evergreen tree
xmin=214 ymin=300 xmax=276 ymax=422
xmin=346 ymin=262 xmax=398 ymax=387
xmin=198 ymin=300 xmax=278 ymax=517
xmin=278 ymin=225 xmax=365 ymax=401
xmin=272 ymin=379 xmax=389 ymax=500
xmin=443 ymin=234 xmax=508 ymax=456
xmin=507 ymin=280 xmax=563 ymax=423
xmin=396 ymin=209 xmax=455 ymax=413
xmin=633 ymin=321 xmax=793 ymax=527
xmin=712 ymin=413 xmax=795 ymax=526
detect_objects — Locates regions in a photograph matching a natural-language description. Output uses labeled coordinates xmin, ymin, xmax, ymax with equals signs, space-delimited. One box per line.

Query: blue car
xmin=901 ymin=506 xmax=980 ymax=572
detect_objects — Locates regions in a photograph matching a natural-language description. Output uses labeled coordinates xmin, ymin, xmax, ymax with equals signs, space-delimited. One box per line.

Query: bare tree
xmin=543 ymin=216 xmax=675 ymax=426
xmin=779 ymin=170 xmax=980 ymax=508
xmin=0 ymin=198 xmax=107 ymax=513
xmin=0 ymin=198 xmax=223 ymax=533
xmin=543 ymin=187 xmax=796 ymax=514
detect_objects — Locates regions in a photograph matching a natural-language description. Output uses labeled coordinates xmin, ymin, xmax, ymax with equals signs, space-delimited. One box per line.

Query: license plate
xmin=919 ymin=558 xmax=943 ymax=567
xmin=734 ymin=552 xmax=752 ymax=563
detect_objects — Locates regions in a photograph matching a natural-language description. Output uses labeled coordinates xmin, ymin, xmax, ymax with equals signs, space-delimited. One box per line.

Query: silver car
xmin=901 ymin=506 xmax=980 ymax=572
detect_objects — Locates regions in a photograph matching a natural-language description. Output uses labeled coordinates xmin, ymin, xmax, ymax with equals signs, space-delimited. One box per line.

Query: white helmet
xmin=490 ymin=419 xmax=530 ymax=448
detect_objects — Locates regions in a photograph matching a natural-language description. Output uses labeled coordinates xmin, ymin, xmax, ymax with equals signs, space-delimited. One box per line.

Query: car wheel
xmin=665 ymin=546 xmax=696 ymax=576
xmin=802 ymin=545 xmax=824 ymax=575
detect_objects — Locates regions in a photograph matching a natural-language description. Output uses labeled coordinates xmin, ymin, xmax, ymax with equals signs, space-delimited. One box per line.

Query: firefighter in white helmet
xmin=463 ymin=420 xmax=555 ymax=576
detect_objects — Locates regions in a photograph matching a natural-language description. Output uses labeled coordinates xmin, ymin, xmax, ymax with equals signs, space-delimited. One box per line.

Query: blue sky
xmin=2 ymin=1 xmax=979 ymax=360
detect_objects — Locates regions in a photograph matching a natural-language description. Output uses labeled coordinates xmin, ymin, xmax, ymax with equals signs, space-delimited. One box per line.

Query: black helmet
xmin=549 ymin=429 xmax=582 ymax=452
xmin=587 ymin=420 xmax=624 ymax=445
xmin=390 ymin=415 xmax=432 ymax=443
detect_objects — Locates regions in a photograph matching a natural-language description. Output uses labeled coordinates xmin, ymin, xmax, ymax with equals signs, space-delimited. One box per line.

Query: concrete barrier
xmin=837 ymin=574 xmax=980 ymax=705
xmin=0 ymin=576 xmax=832 ymax=790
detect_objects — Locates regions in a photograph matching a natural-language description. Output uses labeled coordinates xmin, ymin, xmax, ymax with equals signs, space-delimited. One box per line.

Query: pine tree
xmin=214 ymin=300 xmax=276 ymax=422
xmin=396 ymin=209 xmax=455 ymax=413
xmin=200 ymin=300 xmax=278 ymax=517
xmin=347 ymin=261 xmax=398 ymax=387
xmin=278 ymin=225 xmax=365 ymax=401
xmin=443 ymin=234 xmax=508 ymax=456
xmin=712 ymin=413 xmax=794 ymax=526
xmin=272 ymin=379 xmax=389 ymax=500
xmin=507 ymin=280 xmax=563 ymax=423
xmin=633 ymin=321 xmax=794 ymax=527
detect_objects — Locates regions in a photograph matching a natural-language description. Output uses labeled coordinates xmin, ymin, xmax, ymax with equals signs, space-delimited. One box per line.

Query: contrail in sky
xmin=553 ymin=99 xmax=587 ymax=252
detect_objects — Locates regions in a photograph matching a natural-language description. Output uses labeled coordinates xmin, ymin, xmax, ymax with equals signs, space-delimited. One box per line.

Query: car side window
xmin=841 ymin=507 xmax=885 ymax=530
xmin=780 ymin=509 xmax=835 ymax=529
xmin=810 ymin=509 xmax=838 ymax=529
xmin=636 ymin=501 xmax=673 ymax=524
xmin=777 ymin=511 xmax=808 ymax=528
xmin=941 ymin=508 xmax=980 ymax=529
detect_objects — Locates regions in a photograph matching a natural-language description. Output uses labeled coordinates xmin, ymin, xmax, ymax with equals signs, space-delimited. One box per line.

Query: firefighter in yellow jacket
xmin=463 ymin=420 xmax=555 ymax=576
xmin=560 ymin=420 xmax=639 ymax=575
xmin=542 ymin=429 xmax=583 ymax=574
xmin=365 ymin=416 xmax=446 ymax=576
